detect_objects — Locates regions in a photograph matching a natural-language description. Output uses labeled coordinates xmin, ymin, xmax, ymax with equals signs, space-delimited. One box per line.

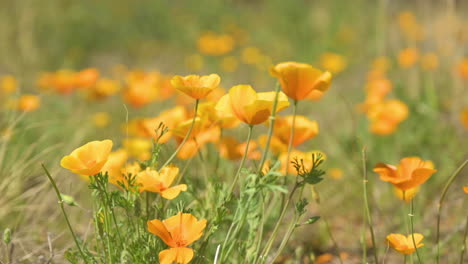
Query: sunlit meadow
xmin=0 ymin=0 xmax=467 ymax=263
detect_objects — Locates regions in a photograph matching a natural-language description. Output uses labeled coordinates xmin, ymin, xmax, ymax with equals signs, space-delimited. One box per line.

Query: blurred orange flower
xmin=459 ymin=108 xmax=468 ymax=129
xmin=76 ymin=68 xmax=99 ymax=89
xmin=218 ymin=137 xmax=261 ymax=161
xmin=270 ymin=62 xmax=332 ymax=101
xmin=17 ymin=95 xmax=40 ymax=112
xmin=215 ymin=84 xmax=289 ymax=125
xmin=457 ymin=58 xmax=468 ymax=80
xmin=398 ymin=48 xmax=419 ymax=68
xmin=367 ymin=100 xmax=409 ymax=135
xmin=279 ymin=150 xmax=326 ymax=176
xmin=197 ymin=32 xmax=235 ymax=56
xmin=148 ymin=212 xmax=207 ymax=264
xmin=319 ymin=52 xmax=347 ymax=74
xmin=387 ymin=233 xmax=424 ymax=255
xmin=61 ymin=140 xmax=113 ymax=176
xmin=421 ymin=53 xmax=439 ymax=71
xmin=1 ymin=75 xmax=17 ymax=95
xmin=171 ymin=74 xmax=220 ymax=100
xmin=101 ymin=149 xmax=128 ymax=186
xmin=374 ymin=157 xmax=436 ymax=190
xmin=136 ymin=166 xmax=186 ymax=199
xmin=273 ymin=115 xmax=319 ymax=147
xmin=141 ymin=106 xmax=188 ymax=142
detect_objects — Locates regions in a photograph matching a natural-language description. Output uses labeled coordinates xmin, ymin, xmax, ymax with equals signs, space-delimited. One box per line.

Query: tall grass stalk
xmin=41 ymin=164 xmax=90 ymax=264
xmin=258 ymin=83 xmax=281 ymax=173
xmin=361 ymin=147 xmax=379 ymax=264
xmin=436 ymin=159 xmax=468 ymax=263
xmin=159 ymin=99 xmax=199 ymax=170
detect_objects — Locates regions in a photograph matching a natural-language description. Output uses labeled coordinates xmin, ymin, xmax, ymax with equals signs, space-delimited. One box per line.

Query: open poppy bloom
xmin=273 ymin=115 xmax=319 ymax=147
xmin=270 ymin=62 xmax=332 ymax=101
xmin=148 ymin=212 xmax=207 ymax=264
xmin=136 ymin=166 xmax=186 ymax=199
xmin=215 ymin=84 xmax=289 ymax=125
xmin=393 ymin=186 xmax=419 ymax=202
xmin=61 ymin=140 xmax=113 ymax=176
xmin=141 ymin=106 xmax=188 ymax=143
xmin=386 ymin=233 xmax=424 ymax=255
xmin=171 ymin=74 xmax=220 ymax=100
xmin=374 ymin=157 xmax=436 ymax=190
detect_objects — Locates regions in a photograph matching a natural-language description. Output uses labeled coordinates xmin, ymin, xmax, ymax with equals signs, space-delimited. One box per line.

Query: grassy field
xmin=0 ymin=0 xmax=467 ymax=263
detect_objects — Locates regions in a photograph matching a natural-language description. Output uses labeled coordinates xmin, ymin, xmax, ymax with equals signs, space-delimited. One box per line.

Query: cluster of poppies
xmin=59 ymin=61 xmax=334 ymax=264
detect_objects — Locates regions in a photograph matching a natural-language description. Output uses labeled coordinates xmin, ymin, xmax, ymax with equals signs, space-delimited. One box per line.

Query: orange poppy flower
xmin=76 ymin=68 xmax=99 ymax=89
xmin=136 ymin=166 xmax=186 ymax=199
xmin=60 ymin=140 xmax=113 ymax=176
xmin=368 ymin=100 xmax=409 ymax=135
xmin=198 ymin=101 xmax=240 ymax=129
xmin=386 ymin=233 xmax=424 ymax=255
xmin=197 ymin=32 xmax=235 ymax=56
xmin=215 ymin=84 xmax=290 ymax=125
xmin=218 ymin=137 xmax=261 ymax=161
xmin=172 ymin=118 xmax=221 ymax=160
xmin=460 ymin=108 xmax=468 ymax=129
xmin=141 ymin=106 xmax=188 ymax=143
xmin=1 ymin=75 xmax=17 ymax=95
xmin=464 ymin=186 xmax=468 ymax=194
xmin=171 ymin=74 xmax=220 ymax=100
xmin=398 ymin=48 xmax=419 ymax=68
xmin=270 ymin=62 xmax=332 ymax=101
xmin=374 ymin=157 xmax=436 ymax=190
xmin=319 ymin=52 xmax=347 ymax=74
xmin=257 ymin=135 xmax=287 ymax=155
xmin=17 ymin=95 xmax=40 ymax=112
xmin=123 ymin=138 xmax=152 ymax=161
xmin=457 ymin=58 xmax=468 ymax=80
xmin=148 ymin=212 xmax=207 ymax=264
xmin=273 ymin=115 xmax=319 ymax=147
xmin=88 ymin=78 xmax=120 ymax=100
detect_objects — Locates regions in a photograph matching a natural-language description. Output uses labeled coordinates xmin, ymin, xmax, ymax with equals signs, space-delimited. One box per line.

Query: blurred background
xmin=0 ymin=0 xmax=467 ymax=263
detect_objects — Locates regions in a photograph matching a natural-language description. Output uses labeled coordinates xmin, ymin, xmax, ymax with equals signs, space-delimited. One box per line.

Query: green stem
xmin=269 ymin=184 xmax=305 ymax=263
xmin=258 ymin=82 xmax=281 ymax=174
xmin=227 ymin=125 xmax=253 ymax=198
xmin=42 ymin=164 xmax=90 ymax=264
xmin=159 ymin=99 xmax=199 ymax=170
xmin=436 ymin=160 xmax=468 ymax=264
xmin=284 ymin=100 xmax=298 ymax=176
xmin=361 ymin=148 xmax=379 ymax=264
xmin=410 ymin=199 xmax=422 ymax=264
xmin=460 ymin=215 xmax=468 ymax=264
xmin=260 ymin=182 xmax=299 ymax=262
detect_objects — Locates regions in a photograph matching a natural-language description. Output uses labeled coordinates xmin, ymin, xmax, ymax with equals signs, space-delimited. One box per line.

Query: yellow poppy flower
xmin=215 ymin=84 xmax=290 ymax=125
xmin=61 ymin=140 xmax=113 ymax=176
xmin=136 ymin=166 xmax=186 ymax=199
xmin=387 ymin=233 xmax=424 ymax=255
xmin=171 ymin=74 xmax=220 ymax=100
xmin=270 ymin=62 xmax=332 ymax=101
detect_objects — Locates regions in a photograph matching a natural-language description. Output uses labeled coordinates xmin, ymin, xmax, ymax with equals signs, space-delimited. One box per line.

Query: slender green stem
xmin=258 ymin=82 xmax=281 ymax=173
xmin=253 ymin=193 xmax=266 ymax=264
xmin=436 ymin=160 xmax=468 ymax=264
xmin=284 ymin=100 xmax=298 ymax=176
xmin=269 ymin=184 xmax=305 ymax=263
xmin=361 ymin=148 xmax=379 ymax=264
xmin=159 ymin=99 xmax=199 ymax=170
xmin=460 ymin=214 xmax=468 ymax=264
xmin=227 ymin=125 xmax=253 ymax=198
xmin=42 ymin=164 xmax=89 ymax=264
xmin=260 ymin=182 xmax=299 ymax=262
xmin=404 ymin=255 xmax=407 ymax=264
xmin=409 ymin=199 xmax=422 ymax=264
